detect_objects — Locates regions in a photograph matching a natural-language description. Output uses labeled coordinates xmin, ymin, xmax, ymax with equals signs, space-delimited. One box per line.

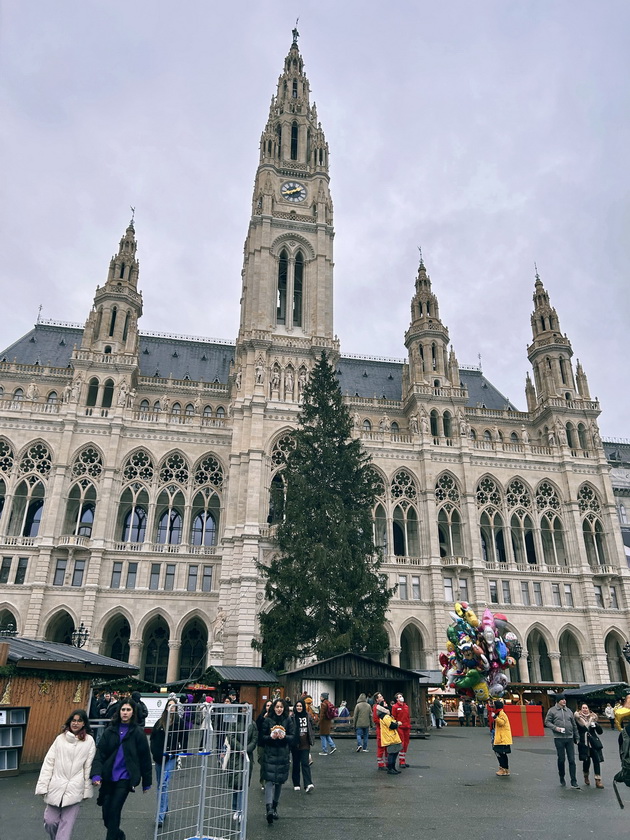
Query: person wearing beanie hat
xmin=491 ymin=700 xmax=512 ymax=777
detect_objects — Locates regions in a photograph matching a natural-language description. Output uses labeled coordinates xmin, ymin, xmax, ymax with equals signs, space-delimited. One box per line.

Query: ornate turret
xmin=575 ymin=359 xmax=592 ymax=400
xmin=81 ymin=216 xmax=143 ymax=357
xmin=527 ymin=270 xmax=577 ymax=403
xmin=404 ymin=255 xmax=458 ymax=387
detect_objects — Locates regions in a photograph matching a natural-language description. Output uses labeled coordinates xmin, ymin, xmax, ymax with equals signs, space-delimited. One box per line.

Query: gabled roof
xmin=282 ymin=652 xmax=421 ymax=680
xmin=562 ymin=682 xmax=630 ymax=697
xmin=4 ymin=637 xmax=139 ymax=676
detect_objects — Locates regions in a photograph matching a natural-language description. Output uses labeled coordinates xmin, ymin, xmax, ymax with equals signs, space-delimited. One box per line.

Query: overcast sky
xmin=1 ymin=1 xmax=628 ymax=437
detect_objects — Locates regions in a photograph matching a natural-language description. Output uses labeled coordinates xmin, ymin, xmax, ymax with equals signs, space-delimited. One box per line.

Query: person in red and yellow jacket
xmin=376 ymin=703 xmax=402 ymax=775
xmin=391 ymin=693 xmax=412 ymax=768
xmin=372 ymin=692 xmax=387 ymax=769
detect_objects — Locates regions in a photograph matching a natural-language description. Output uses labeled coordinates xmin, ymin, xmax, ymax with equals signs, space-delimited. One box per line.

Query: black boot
xmin=272 ymin=801 xmax=279 ymax=820
xmin=266 ymin=804 xmax=274 ymax=824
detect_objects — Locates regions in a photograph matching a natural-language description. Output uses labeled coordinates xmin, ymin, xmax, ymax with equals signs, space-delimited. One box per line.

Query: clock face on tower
xmin=281 ymin=181 xmax=307 ymax=202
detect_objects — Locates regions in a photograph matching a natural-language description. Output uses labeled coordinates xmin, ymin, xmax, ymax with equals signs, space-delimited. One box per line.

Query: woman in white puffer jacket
xmin=35 ymin=709 xmax=96 ymax=840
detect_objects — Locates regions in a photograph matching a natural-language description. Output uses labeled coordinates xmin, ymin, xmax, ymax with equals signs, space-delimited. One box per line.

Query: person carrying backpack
xmin=131 ymin=692 xmax=149 ymax=728
xmin=317 ymin=693 xmax=337 ymax=756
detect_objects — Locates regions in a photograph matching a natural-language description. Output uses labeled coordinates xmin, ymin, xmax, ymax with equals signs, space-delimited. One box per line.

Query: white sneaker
xmin=356 ymin=745 xmax=362 ymax=752
xmin=294 ymin=786 xmax=300 ymax=791
xmin=318 ymin=751 xmax=328 ymax=756
xmin=305 ymin=784 xmax=314 ymax=793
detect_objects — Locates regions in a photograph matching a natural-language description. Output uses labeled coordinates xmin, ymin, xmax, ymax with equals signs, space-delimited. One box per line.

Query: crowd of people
xmin=32 ymin=686 xmax=630 ymax=837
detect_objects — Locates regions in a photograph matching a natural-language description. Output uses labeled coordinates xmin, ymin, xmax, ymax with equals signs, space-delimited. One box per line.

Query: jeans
xmin=155 ymin=757 xmax=176 ymax=821
xmin=554 ymin=738 xmax=577 ymax=784
xmin=356 ymin=727 xmax=369 ymax=750
xmin=320 ymin=734 xmax=335 ymax=753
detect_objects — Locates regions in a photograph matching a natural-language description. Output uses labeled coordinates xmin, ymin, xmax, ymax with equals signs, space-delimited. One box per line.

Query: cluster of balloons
xmin=440 ymin=603 xmax=518 ymax=702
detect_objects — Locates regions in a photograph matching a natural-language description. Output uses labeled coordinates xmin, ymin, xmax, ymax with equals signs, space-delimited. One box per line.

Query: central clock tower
xmin=236 ymin=29 xmax=336 ymax=358
xmin=222 ymin=31 xmax=338 ymax=664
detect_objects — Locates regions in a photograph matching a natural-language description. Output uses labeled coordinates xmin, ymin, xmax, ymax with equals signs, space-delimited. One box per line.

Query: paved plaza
xmin=2 ymin=726 xmax=627 ymax=840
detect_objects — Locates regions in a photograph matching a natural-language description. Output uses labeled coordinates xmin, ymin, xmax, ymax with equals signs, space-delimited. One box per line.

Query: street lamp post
xmin=71 ymin=622 xmax=89 ymax=648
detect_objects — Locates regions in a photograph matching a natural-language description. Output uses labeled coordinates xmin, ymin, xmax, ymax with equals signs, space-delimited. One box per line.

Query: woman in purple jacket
xmin=91 ymin=700 xmax=152 ymax=840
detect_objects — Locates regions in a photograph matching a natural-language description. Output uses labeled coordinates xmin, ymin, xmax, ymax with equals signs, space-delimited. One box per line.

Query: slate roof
xmin=5 ymin=636 xmax=139 ymax=675
xmin=1 ymin=323 xmax=515 ymax=409
xmin=281 ymin=651 xmax=421 ymax=680
xmin=562 ymin=683 xmax=629 ymax=697
xmin=209 ymin=665 xmax=278 ymax=684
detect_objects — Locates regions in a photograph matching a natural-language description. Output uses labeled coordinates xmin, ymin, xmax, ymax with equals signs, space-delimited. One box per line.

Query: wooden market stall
xmin=281 ymin=652 xmax=429 ymax=734
xmin=0 ymin=637 xmax=138 ymax=773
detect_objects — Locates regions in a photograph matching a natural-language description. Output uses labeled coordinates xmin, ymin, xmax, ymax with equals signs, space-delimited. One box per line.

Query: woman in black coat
xmin=575 ymin=702 xmax=605 ymax=788
xmin=91 ymin=699 xmax=152 ymax=840
xmin=261 ymin=698 xmax=296 ymax=824
xmin=291 ymin=699 xmax=315 ymax=792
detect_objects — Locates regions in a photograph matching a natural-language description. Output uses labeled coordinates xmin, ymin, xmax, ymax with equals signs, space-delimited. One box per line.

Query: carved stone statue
xmin=161 ymin=394 xmax=171 ymax=413
xmin=379 ymin=414 xmax=391 ymax=432
xmin=211 ymin=607 xmax=227 ymax=644
xmin=555 ymin=419 xmax=567 ymax=446
xmin=284 ymin=368 xmax=294 ymax=399
xmin=255 ymin=360 xmax=265 ymax=385
xmin=409 ymin=414 xmax=418 ymax=434
xmin=521 ymin=424 xmax=529 ymax=444
xmin=235 ymin=368 xmax=242 ymax=390
xmin=117 ymin=379 xmax=128 ymax=406
xmin=193 ymin=396 xmax=201 ymax=414
xmin=298 ymin=367 xmax=307 ymax=396
xmin=420 ymin=410 xmax=430 ymax=435
xmin=547 ymin=427 xmax=556 ymax=446
xmin=457 ymin=409 xmax=468 ymax=436
xmin=26 ymin=381 xmax=39 ymax=401
xmin=70 ymin=375 xmax=82 ymax=403
xmin=353 ymin=412 xmax=361 ymax=429
xmin=271 ymin=367 xmax=280 ymax=392
xmin=590 ymin=420 xmax=601 ymax=447
xmin=63 ymin=382 xmax=72 ymax=403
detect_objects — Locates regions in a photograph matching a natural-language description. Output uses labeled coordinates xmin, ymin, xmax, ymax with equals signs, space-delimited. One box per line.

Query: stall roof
xmin=4 ymin=637 xmax=139 ymax=676
xmin=282 ymin=652 xmax=421 ymax=681
xmin=562 ymin=683 xmax=629 ymax=698
xmin=209 ymin=666 xmax=278 ymax=684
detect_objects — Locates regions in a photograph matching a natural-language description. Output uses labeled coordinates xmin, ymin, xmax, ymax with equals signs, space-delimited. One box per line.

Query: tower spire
xmin=527 ymin=270 xmax=576 ymax=402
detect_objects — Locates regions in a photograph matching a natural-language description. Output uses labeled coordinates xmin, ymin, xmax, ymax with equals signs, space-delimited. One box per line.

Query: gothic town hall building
xmin=0 ymin=34 xmax=628 ymax=687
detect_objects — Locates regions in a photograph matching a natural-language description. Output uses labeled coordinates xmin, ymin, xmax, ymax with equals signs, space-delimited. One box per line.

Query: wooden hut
xmin=280 ymin=653 xmax=429 ymax=733
xmin=0 ymin=637 xmax=138 ymax=773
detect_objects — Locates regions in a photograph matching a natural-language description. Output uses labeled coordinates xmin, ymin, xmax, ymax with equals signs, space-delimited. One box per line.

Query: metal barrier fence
xmin=153 ymin=702 xmax=252 ymax=840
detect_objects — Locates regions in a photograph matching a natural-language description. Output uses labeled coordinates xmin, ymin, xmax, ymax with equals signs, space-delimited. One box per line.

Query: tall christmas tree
xmin=253 ymin=352 xmax=394 ymax=670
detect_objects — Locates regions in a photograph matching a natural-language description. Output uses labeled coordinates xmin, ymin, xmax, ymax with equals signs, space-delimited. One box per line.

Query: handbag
xmin=587 ymin=730 xmax=603 ymax=752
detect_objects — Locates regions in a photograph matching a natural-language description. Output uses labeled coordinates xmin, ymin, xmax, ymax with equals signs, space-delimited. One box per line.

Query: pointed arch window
xmin=142 ymin=619 xmax=169 ymax=684
xmin=276 ymin=124 xmax=282 ymax=157
xmin=191 ymin=487 xmax=219 ymax=545
xmin=430 ymin=410 xmax=439 ymax=438
xmin=577 ymin=423 xmax=587 ymax=449
xmin=122 ymin=311 xmax=131 ymax=342
xmin=157 ymin=509 xmax=183 ymax=545
xmin=122 ymin=505 xmax=147 ymax=543
xmin=391 ymin=470 xmax=420 ymax=557
xmin=540 ymin=513 xmax=567 ymax=565
xmin=46 ymin=391 xmax=58 ymax=404
xmin=179 ymin=620 xmax=207 ymax=681
xmin=510 ymin=510 xmax=537 ymax=565
xmin=277 ymin=250 xmax=288 ymax=325
xmin=293 ymin=251 xmax=303 ymax=327
xmin=86 ymin=378 xmax=99 ymax=407
xmin=109 ymin=306 xmax=117 ymax=337
xmin=292 ymin=79 xmax=298 ymax=98
xmin=438 ymin=505 xmax=463 ymax=557
xmin=9 ymin=478 xmax=45 ymax=537
xmin=582 ymin=514 xmax=607 ymax=566
xmin=65 ymin=480 xmax=97 ymax=537
xmin=119 ymin=262 xmax=126 ymax=279
xmin=480 ymin=509 xmax=506 ymax=563
xmin=290 ymin=121 xmax=298 ymax=160
xmin=101 ymin=379 xmax=114 ymax=408
xmin=268 ymin=472 xmax=286 ymax=524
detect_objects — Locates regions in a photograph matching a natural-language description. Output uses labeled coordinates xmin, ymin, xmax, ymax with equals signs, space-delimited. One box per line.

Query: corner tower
xmin=237 ymin=28 xmax=336 ymax=362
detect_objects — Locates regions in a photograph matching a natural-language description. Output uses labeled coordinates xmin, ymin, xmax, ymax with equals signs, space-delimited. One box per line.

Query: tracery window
xmin=122 ymin=450 xmax=154 ymax=482
xmin=72 ymin=447 xmax=103 ymax=480
xmin=159 ymin=453 xmax=190 ymax=485
xmin=270 ymin=434 xmax=296 ymax=469
xmin=436 ymin=474 xmax=463 ymax=558
xmin=277 ymin=249 xmax=288 ymax=324
xmin=0 ymin=440 xmax=14 ymax=476
xmin=391 ymin=470 xmax=419 ymax=556
xmin=540 ymin=513 xmax=567 ymax=565
xmin=535 ymin=481 xmax=561 ymax=512
xmin=65 ymin=480 xmax=97 ymax=537
xmin=194 ymin=455 xmax=224 ymax=489
xmin=155 ymin=485 xmax=184 ymax=545
xmin=476 ymin=476 xmax=502 ymax=509
xmin=19 ymin=442 xmax=52 ymax=477
xmin=10 ymin=477 xmax=45 ymax=537
xmin=577 ymin=484 xmax=601 ymax=514
xmin=119 ymin=482 xmax=149 ymax=543
xmin=506 ymin=479 xmax=532 ymax=510
xmin=293 ymin=251 xmax=303 ymax=327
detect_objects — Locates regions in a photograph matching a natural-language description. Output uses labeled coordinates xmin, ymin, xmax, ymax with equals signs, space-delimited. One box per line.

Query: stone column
xmin=549 ymin=652 xmax=563 ymax=683
xmin=389 ymin=646 xmax=401 ymax=668
xmin=128 ymin=639 xmax=143 ymax=668
xmin=167 ymin=641 xmax=181 ymax=683
xmin=518 ymin=650 xmax=530 ymax=683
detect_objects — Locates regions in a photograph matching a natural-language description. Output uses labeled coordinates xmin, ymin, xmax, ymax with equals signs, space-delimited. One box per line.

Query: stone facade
xmin=0 ymin=33 xmax=628 ymax=686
